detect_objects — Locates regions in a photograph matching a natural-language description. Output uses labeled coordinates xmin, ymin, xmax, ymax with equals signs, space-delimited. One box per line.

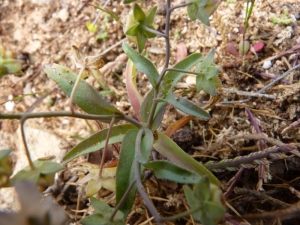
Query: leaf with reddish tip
xmin=164 ymin=115 xmax=195 ymax=137
xmin=125 ymin=59 xmax=143 ymax=121
xmin=253 ymin=41 xmax=264 ymax=52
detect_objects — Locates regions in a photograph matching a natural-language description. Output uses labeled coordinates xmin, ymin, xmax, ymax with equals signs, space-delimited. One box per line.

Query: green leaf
xmin=136 ymin=32 xmax=147 ymax=53
xmin=125 ymin=24 xmax=140 ymax=36
xmin=145 ymin=6 xmax=157 ymax=25
xmin=140 ymin=89 xmax=166 ymax=129
xmin=206 ymin=66 xmax=219 ymax=79
xmin=158 ymin=93 xmax=210 ymax=120
xmin=63 ymin=124 xmax=137 ymax=163
xmin=123 ymin=43 xmax=159 ymax=87
xmin=195 ymin=6 xmax=210 ymax=26
xmin=153 ymin=131 xmax=220 ymax=186
xmin=133 ymin=3 xmax=146 ymax=22
xmin=196 ymin=77 xmax=217 ymax=96
xmin=116 ymin=130 xmax=138 ymax=216
xmin=144 ymin=161 xmax=201 ymax=183
xmin=183 ymin=185 xmax=201 ymax=214
xmin=203 ymin=201 xmax=225 ymax=223
xmin=43 ymin=64 xmax=121 ymax=122
xmin=194 ymin=176 xmax=210 ymax=201
xmin=187 ymin=3 xmax=198 ymax=21
xmin=86 ymin=179 xmax=102 ymax=197
xmin=162 ymin=53 xmax=203 ymax=93
xmin=81 ymin=197 xmax=125 ymax=225
xmin=123 ymin=0 xmax=136 ymax=4
xmin=200 ymin=49 xmax=215 ymax=70
xmin=0 ymin=149 xmax=12 ymax=179
xmin=136 ymin=128 xmax=153 ymax=164
xmin=10 ymin=160 xmax=64 ymax=187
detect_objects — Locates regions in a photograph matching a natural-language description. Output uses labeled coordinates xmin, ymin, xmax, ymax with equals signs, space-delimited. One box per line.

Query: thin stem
xmin=146 ymin=0 xmax=171 ymax=128
xmin=69 ymin=66 xmax=85 ymax=114
xmin=135 ymin=160 xmax=162 ymax=224
xmin=0 ymin=111 xmax=143 ymax=128
xmin=164 ymin=67 xmax=199 ymax=76
xmin=170 ymin=2 xmax=192 ymax=12
xmin=159 ymin=205 xmax=203 ymax=222
xmin=142 ymin=26 xmax=167 ymax=38
xmin=99 ymin=116 xmax=115 ymax=177
xmin=110 ymin=178 xmax=137 ymax=221
xmin=20 ymin=118 xmax=34 ymax=170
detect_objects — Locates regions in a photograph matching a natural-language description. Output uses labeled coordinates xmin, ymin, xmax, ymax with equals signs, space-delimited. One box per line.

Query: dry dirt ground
xmin=1 ymin=0 xmax=300 ymax=224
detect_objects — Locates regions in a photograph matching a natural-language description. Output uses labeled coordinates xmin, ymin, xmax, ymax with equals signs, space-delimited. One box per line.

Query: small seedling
xmin=270 ymin=8 xmax=293 ymax=25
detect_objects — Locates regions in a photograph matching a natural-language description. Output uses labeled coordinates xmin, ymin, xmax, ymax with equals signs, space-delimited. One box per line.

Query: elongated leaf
xmin=136 ymin=128 xmax=153 ymax=164
xmin=116 ymin=130 xmax=138 ymax=216
xmin=43 ymin=63 xmax=121 ymax=122
xmin=125 ymin=59 xmax=143 ymax=121
xmin=200 ymin=49 xmax=215 ymax=69
xmin=123 ymin=43 xmax=159 ymax=87
xmin=158 ymin=94 xmax=210 ymax=120
xmin=140 ymin=89 xmax=166 ymax=129
xmin=63 ymin=124 xmax=137 ymax=163
xmin=133 ymin=3 xmax=146 ymax=22
xmin=144 ymin=161 xmax=201 ymax=183
xmin=153 ymin=131 xmax=220 ymax=186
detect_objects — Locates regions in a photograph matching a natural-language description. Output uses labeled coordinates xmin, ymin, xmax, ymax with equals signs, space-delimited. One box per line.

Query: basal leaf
xmin=144 ymin=161 xmax=201 ymax=184
xmin=86 ymin=179 xmax=102 ymax=198
xmin=63 ymin=124 xmax=137 ymax=163
xmin=43 ymin=63 xmax=121 ymax=122
xmin=116 ymin=130 xmax=138 ymax=216
xmin=153 ymin=131 xmax=220 ymax=186
xmin=125 ymin=59 xmax=143 ymax=121
xmin=158 ymin=93 xmax=210 ymax=120
xmin=123 ymin=43 xmax=159 ymax=87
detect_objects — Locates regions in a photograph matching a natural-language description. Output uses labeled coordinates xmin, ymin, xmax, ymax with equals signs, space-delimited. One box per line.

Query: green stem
xmin=69 ymin=66 xmax=85 ymax=114
xmin=142 ymin=26 xmax=167 ymax=38
xmin=99 ymin=116 xmax=115 ymax=178
xmin=20 ymin=118 xmax=34 ymax=170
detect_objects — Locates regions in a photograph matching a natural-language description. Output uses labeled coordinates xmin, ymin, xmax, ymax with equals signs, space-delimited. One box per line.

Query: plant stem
xmin=0 ymin=111 xmax=143 ymax=128
xmin=20 ymin=118 xmax=34 ymax=170
xmin=110 ymin=178 xmax=137 ymax=221
xmin=165 ymin=67 xmax=199 ymax=76
xmin=146 ymin=0 xmax=171 ymax=128
xmin=69 ymin=66 xmax=85 ymax=114
xmin=142 ymin=26 xmax=167 ymax=38
xmin=99 ymin=116 xmax=115 ymax=178
xmin=135 ymin=160 xmax=162 ymax=224
xmin=170 ymin=2 xmax=192 ymax=12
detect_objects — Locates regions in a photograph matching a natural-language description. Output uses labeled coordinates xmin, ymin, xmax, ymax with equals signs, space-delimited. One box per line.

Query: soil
xmin=1 ymin=0 xmax=300 ymax=224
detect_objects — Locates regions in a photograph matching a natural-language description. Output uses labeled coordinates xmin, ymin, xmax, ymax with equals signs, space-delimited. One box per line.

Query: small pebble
xmin=262 ymin=60 xmax=272 ymax=69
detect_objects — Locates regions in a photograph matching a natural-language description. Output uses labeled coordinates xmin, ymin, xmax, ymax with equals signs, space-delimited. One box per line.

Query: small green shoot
xmin=270 ymin=8 xmax=294 ymax=25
